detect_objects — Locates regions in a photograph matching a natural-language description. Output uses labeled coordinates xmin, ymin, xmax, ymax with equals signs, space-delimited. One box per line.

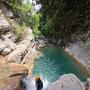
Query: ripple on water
xmin=32 ymin=46 xmax=87 ymax=83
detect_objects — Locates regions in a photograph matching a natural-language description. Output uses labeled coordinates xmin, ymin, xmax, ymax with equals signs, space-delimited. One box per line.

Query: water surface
xmin=32 ymin=46 xmax=87 ymax=83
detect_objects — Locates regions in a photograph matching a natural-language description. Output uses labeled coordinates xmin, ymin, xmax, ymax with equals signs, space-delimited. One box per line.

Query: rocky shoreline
xmin=65 ymin=41 xmax=90 ymax=71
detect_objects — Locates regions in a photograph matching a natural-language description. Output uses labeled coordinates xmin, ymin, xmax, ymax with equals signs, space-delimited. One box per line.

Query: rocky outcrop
xmin=0 ymin=3 xmax=14 ymax=18
xmin=65 ymin=41 xmax=90 ymax=69
xmin=0 ymin=4 xmax=17 ymax=56
xmin=0 ymin=59 xmax=28 ymax=90
xmin=0 ymin=3 xmax=35 ymax=64
xmin=0 ymin=37 xmax=16 ymax=55
xmin=0 ymin=8 xmax=11 ymax=33
xmin=6 ymin=29 xmax=34 ymax=63
xmin=46 ymin=74 xmax=85 ymax=90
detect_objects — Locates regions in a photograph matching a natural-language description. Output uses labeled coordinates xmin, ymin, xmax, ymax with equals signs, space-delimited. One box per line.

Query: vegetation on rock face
xmin=2 ymin=0 xmax=90 ymax=46
xmin=36 ymin=0 xmax=90 ymax=46
xmin=3 ymin=0 xmax=42 ymax=38
xmin=31 ymin=13 xmax=42 ymax=36
xmin=12 ymin=23 xmax=26 ymax=42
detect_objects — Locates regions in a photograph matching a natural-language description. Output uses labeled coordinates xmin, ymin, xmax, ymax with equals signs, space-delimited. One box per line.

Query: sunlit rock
xmin=0 ymin=9 xmax=11 ymax=32
xmin=6 ymin=29 xmax=34 ymax=63
xmin=46 ymin=74 xmax=85 ymax=90
xmin=0 ymin=38 xmax=15 ymax=55
xmin=2 ymin=47 xmax=11 ymax=55
xmin=0 ymin=61 xmax=28 ymax=90
xmin=0 ymin=3 xmax=14 ymax=18
xmin=0 ymin=41 xmax=7 ymax=52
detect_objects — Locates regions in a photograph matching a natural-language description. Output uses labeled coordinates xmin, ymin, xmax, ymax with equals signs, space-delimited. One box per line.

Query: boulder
xmin=0 ymin=40 xmax=7 ymax=52
xmin=0 ymin=3 xmax=14 ymax=18
xmin=6 ymin=40 xmax=31 ymax=63
xmin=0 ymin=60 xmax=28 ymax=90
xmin=57 ymin=39 xmax=62 ymax=46
xmin=2 ymin=32 xmax=17 ymax=42
xmin=9 ymin=43 xmax=16 ymax=50
xmin=0 ymin=37 xmax=15 ymax=55
xmin=0 ymin=10 xmax=11 ymax=32
xmin=51 ymin=37 xmax=57 ymax=44
xmin=2 ymin=35 xmax=16 ymax=50
xmin=46 ymin=74 xmax=85 ymax=90
xmin=8 ymin=34 xmax=17 ymax=42
xmin=2 ymin=47 xmax=11 ymax=56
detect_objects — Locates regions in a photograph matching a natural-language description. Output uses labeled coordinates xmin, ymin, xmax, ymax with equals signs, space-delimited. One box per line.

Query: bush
xmin=12 ymin=23 xmax=26 ymax=42
xmin=31 ymin=13 xmax=42 ymax=36
xmin=39 ymin=16 xmax=53 ymax=37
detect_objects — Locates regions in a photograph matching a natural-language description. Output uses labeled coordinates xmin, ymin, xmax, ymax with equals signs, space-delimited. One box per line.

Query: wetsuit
xmin=36 ymin=79 xmax=43 ymax=90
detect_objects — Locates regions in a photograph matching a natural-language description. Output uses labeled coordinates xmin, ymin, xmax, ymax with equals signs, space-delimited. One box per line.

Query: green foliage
xmin=31 ymin=13 xmax=42 ymax=36
xmin=37 ymin=0 xmax=90 ymax=45
xmin=12 ymin=23 xmax=26 ymax=42
xmin=6 ymin=0 xmax=32 ymax=25
xmin=40 ymin=17 xmax=52 ymax=36
xmin=6 ymin=0 xmax=42 ymax=37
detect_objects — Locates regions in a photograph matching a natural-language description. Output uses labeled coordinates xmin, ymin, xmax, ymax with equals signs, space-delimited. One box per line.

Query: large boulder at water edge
xmin=46 ymin=74 xmax=85 ymax=90
xmin=0 ymin=59 xmax=28 ymax=90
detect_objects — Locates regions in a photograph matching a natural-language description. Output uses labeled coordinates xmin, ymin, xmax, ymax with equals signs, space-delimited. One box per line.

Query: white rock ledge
xmin=46 ymin=74 xmax=85 ymax=90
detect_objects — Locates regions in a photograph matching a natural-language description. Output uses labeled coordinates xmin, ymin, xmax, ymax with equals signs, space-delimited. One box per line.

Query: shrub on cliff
xmin=4 ymin=0 xmax=42 ymax=37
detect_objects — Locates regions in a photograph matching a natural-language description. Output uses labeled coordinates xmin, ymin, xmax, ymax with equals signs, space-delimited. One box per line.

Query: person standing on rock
xmin=35 ymin=77 xmax=43 ymax=90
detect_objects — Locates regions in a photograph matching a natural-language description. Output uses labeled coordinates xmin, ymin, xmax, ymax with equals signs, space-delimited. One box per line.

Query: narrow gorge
xmin=0 ymin=0 xmax=90 ymax=90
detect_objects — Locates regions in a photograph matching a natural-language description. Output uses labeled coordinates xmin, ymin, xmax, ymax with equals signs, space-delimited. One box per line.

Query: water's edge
xmin=32 ymin=45 xmax=89 ymax=83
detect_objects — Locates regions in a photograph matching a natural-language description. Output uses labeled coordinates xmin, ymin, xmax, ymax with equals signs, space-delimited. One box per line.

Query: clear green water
xmin=32 ymin=46 xmax=87 ymax=83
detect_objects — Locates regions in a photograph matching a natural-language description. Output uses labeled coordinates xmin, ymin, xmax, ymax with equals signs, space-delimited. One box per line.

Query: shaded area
xmin=37 ymin=0 xmax=90 ymax=46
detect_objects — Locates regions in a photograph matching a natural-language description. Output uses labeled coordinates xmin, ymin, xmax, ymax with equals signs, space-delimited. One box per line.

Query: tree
xmin=36 ymin=0 xmax=90 ymax=45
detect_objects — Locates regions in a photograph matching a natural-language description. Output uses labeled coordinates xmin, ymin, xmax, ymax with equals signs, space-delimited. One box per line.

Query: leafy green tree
xmin=36 ymin=0 xmax=90 ymax=45
xmin=31 ymin=13 xmax=42 ymax=36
